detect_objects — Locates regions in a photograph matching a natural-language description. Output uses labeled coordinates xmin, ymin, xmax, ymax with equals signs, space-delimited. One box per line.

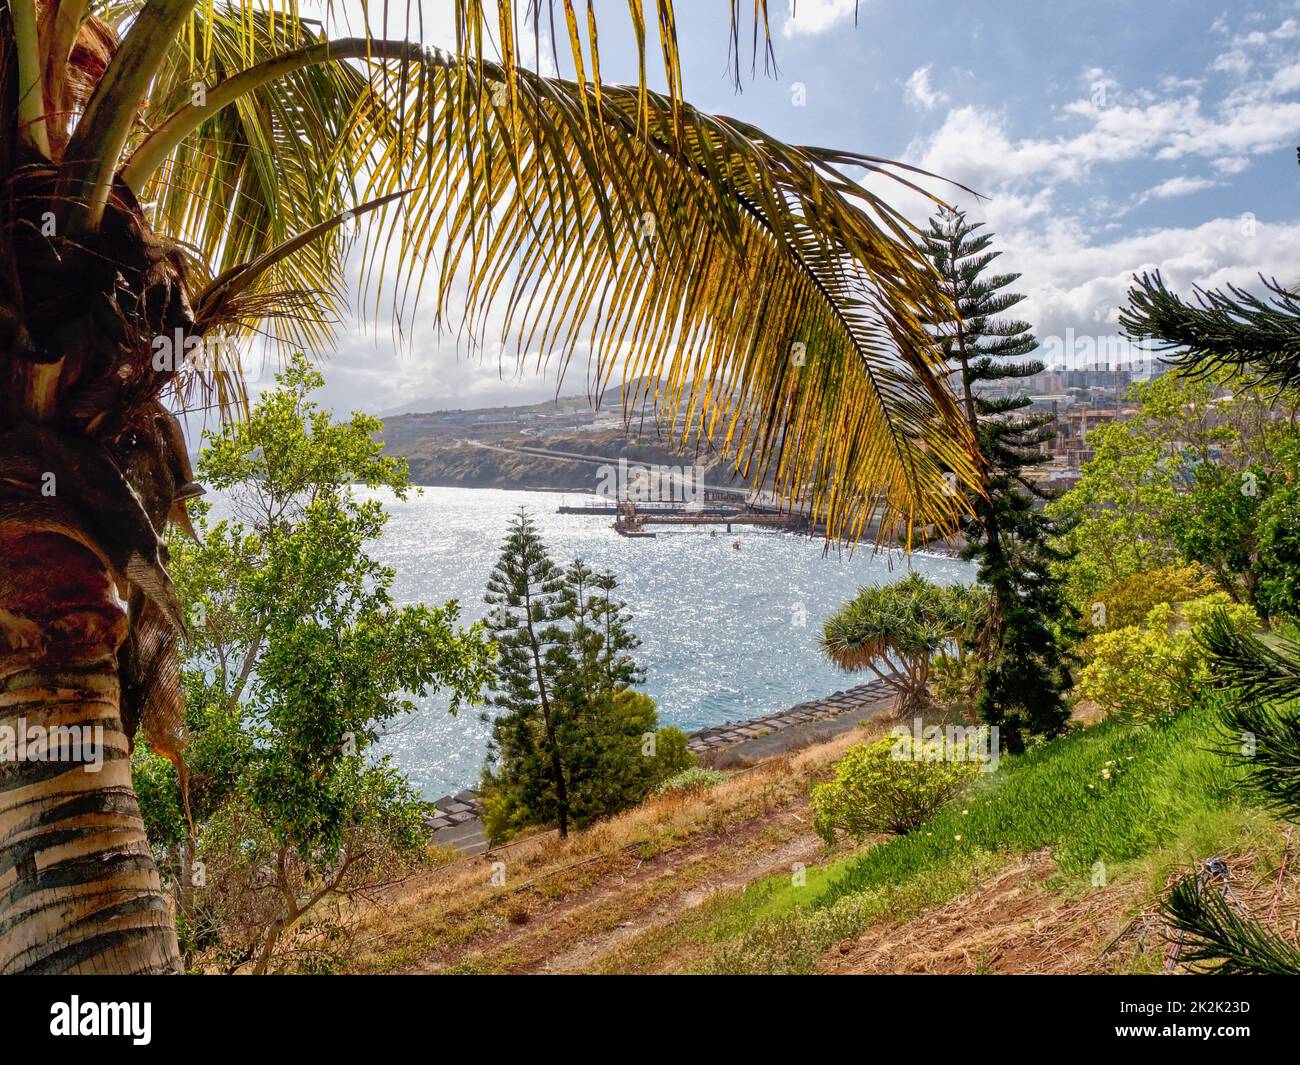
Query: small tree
xmin=593 ymin=570 xmax=646 ymax=690
xmin=821 ymin=573 xmax=986 ymax=716
xmin=481 ymin=523 xmax=688 ymax=840
xmin=1049 ymin=373 xmax=1296 ymax=608
xmin=1169 ymin=463 xmax=1270 ymax=617
xmin=133 ymin=357 xmax=492 ymax=973
xmin=1086 ymin=563 xmax=1219 ymax=635
xmin=481 ymin=510 xmax=573 ymax=836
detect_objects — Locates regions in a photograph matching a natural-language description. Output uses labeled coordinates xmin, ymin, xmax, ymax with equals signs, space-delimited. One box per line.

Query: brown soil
xmin=820 ymin=849 xmax=1146 ymax=974
xmin=822 ymin=839 xmax=1300 ymax=975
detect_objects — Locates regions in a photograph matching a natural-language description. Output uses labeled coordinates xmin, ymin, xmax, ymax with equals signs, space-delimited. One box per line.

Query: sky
xmin=267 ymin=0 xmax=1300 ymax=418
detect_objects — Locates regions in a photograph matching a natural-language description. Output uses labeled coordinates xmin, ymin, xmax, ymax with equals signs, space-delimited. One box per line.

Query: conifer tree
xmin=923 ymin=208 xmax=1078 ymax=752
xmin=593 ymin=571 xmax=646 ymax=691
xmin=481 ymin=509 xmax=573 ymax=836
xmin=480 ymin=522 xmax=689 ymax=839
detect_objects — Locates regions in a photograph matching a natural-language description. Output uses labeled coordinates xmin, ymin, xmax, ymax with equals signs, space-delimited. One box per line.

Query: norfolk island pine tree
xmin=921 ymin=208 xmax=1079 ymax=752
xmin=481 ymin=510 xmax=573 ymax=839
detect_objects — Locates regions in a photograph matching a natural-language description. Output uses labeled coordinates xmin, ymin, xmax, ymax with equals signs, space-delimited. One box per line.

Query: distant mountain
xmin=378 ymin=377 xmax=665 ymax=419
xmin=375 ymin=376 xmax=755 ymax=494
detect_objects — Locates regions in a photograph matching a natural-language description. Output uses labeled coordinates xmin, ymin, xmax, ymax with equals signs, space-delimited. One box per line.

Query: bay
xmin=365 ymin=486 xmax=976 ymax=798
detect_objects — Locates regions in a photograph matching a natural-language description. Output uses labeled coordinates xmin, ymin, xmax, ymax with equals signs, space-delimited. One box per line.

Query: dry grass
xmin=317 ymin=697 xmax=1299 ymax=976
xmin=820 ymin=848 xmax=1145 ymax=974
xmin=341 ymin=720 xmax=886 ymax=973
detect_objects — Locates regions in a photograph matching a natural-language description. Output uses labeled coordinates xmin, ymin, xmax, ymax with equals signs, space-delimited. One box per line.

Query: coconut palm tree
xmin=0 ymin=1 xmax=980 ymax=973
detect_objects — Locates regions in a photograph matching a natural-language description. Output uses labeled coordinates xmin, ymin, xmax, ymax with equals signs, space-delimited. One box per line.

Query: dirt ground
xmin=344 ymin=721 xmax=1298 ymax=976
xmin=822 ymin=840 xmax=1300 ymax=975
xmin=396 ymin=805 xmax=823 ymax=974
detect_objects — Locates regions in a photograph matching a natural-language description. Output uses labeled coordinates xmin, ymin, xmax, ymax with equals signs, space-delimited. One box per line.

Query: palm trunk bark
xmin=0 ymin=532 xmax=181 ymax=974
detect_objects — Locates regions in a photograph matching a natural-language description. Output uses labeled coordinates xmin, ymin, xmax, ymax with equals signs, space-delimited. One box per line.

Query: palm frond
xmin=1164 ymin=872 xmax=1300 ymax=975
xmin=10 ymin=2 xmax=981 ymax=542
xmin=387 ymin=66 xmax=979 ymax=542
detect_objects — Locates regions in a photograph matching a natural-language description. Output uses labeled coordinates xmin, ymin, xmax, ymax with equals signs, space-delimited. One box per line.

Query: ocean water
xmin=361 ymin=486 xmax=975 ymax=798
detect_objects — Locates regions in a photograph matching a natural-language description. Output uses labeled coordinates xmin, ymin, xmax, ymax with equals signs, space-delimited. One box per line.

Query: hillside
xmin=381 ymin=428 xmax=747 ymax=493
xmin=339 ymin=702 xmax=1299 ymax=976
xmin=377 ymin=383 xmax=762 ymax=493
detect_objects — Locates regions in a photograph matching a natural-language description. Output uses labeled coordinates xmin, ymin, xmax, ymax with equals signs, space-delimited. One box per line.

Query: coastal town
xmin=381 ymin=363 xmax=1162 ymax=501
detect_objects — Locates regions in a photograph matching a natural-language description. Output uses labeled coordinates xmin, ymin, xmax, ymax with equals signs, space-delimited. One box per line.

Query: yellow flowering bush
xmin=811 ymin=733 xmax=982 ymax=842
xmin=1089 ymin=563 xmax=1220 ymax=633
xmin=1077 ymin=592 xmax=1258 ymax=721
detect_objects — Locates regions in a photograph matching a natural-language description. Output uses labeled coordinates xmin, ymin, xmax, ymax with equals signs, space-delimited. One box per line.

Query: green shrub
xmin=818 ymin=692 xmax=1253 ymax=910
xmin=655 ymin=766 xmax=725 ymax=796
xmin=1258 ymin=481 xmax=1300 ymax=622
xmin=810 ymin=733 xmax=981 ymax=843
xmin=930 ymin=652 xmax=979 ymax=712
xmin=1087 ymin=563 xmax=1220 ymax=635
xmin=1078 ymin=592 xmax=1258 ymax=721
xmin=644 ymin=725 xmax=697 ymax=786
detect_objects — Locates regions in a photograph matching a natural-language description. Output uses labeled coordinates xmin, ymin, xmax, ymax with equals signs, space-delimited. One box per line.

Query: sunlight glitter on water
xmin=364 ymin=486 xmax=975 ymax=798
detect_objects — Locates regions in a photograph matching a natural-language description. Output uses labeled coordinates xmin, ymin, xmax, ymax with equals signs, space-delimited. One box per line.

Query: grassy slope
xmin=344 ymin=727 xmax=875 ymax=974
xmin=599 ymin=698 xmax=1290 ymax=974
xmin=345 ymin=700 xmax=1293 ymax=974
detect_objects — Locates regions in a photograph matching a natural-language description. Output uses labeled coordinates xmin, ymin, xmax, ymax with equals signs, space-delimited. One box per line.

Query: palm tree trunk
xmin=0 ymin=533 xmax=181 ymax=974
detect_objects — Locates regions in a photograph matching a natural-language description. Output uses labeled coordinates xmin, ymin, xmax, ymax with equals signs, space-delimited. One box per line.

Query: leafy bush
xmin=810 ymin=733 xmax=981 ymax=842
xmin=815 ymin=693 xmax=1252 ymax=916
xmin=655 ymin=766 xmax=725 ymax=796
xmin=1258 ymin=481 xmax=1300 ymax=622
xmin=1088 ymin=563 xmax=1220 ymax=634
xmin=1077 ymin=592 xmax=1258 ymax=721
xmin=644 ymin=725 xmax=697 ymax=785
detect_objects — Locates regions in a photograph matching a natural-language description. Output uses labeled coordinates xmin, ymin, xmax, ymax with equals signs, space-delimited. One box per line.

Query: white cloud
xmin=781 ymin=0 xmax=861 ymax=38
xmin=1231 ymin=16 xmax=1300 ymax=46
xmin=905 ymin=44 xmax=1300 ymax=197
xmin=1212 ymin=155 xmax=1250 ymax=174
xmin=851 ymin=11 xmax=1300 ymax=370
xmin=1212 ymin=49 xmax=1252 ymax=76
xmin=904 ymin=65 xmax=947 ymax=111
xmin=1270 ymin=60 xmax=1300 ymax=94
xmin=1137 ymin=175 xmax=1219 ymax=202
xmin=1010 ymin=216 xmax=1300 ymax=351
xmin=861 ymin=147 xmax=1300 ymax=367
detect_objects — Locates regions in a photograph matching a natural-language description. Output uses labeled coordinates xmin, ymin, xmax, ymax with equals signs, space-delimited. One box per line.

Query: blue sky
xmin=291 ymin=1 xmax=1300 ymax=417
